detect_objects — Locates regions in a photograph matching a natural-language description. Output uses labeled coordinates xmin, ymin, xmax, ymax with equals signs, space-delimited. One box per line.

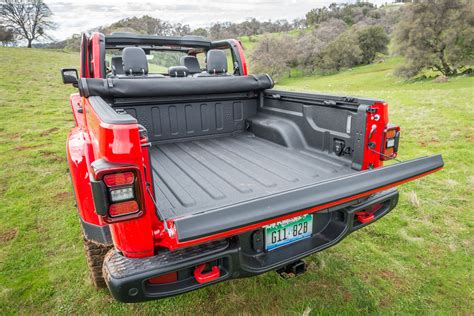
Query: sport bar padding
xmin=78 ymin=74 xmax=274 ymax=98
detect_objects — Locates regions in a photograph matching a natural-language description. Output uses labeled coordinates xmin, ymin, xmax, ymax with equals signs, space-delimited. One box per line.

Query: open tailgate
xmin=173 ymin=155 xmax=443 ymax=242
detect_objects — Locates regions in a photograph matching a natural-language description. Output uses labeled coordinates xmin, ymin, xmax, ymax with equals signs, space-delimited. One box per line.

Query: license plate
xmin=264 ymin=214 xmax=313 ymax=251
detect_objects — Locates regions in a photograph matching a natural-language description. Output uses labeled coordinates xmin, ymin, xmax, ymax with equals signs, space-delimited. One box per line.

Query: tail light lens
xmin=104 ymin=171 xmax=140 ymax=218
xmin=109 ymin=200 xmax=139 ymax=217
xmin=381 ymin=124 xmax=400 ymax=161
xmin=103 ymin=172 xmax=134 ymax=187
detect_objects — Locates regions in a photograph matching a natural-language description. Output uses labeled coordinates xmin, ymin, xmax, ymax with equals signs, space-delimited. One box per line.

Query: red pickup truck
xmin=61 ymin=32 xmax=443 ymax=302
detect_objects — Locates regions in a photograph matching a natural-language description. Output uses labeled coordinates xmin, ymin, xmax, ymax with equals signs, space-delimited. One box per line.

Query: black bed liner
xmin=150 ymin=132 xmax=443 ymax=242
xmin=151 ymin=132 xmax=354 ymax=220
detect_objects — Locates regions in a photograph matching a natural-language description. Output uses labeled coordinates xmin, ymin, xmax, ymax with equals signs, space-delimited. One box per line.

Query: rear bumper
xmin=104 ymin=189 xmax=398 ymax=302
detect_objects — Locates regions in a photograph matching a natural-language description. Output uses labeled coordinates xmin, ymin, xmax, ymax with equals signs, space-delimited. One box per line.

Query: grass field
xmin=0 ymin=47 xmax=473 ymax=314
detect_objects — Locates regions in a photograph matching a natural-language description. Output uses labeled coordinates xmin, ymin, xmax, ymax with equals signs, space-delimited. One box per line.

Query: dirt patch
xmin=40 ymin=127 xmax=60 ymax=136
xmin=380 ymin=270 xmax=404 ymax=288
xmin=40 ymin=151 xmax=65 ymax=162
xmin=0 ymin=228 xmax=18 ymax=243
xmin=54 ymin=191 xmax=72 ymax=202
xmin=419 ymin=137 xmax=440 ymax=147
xmin=15 ymin=144 xmax=43 ymax=151
xmin=342 ymin=289 xmax=352 ymax=302
xmin=434 ymin=75 xmax=448 ymax=83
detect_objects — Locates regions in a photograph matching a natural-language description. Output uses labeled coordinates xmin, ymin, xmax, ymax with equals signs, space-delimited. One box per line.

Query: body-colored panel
xmin=83 ymin=98 xmax=156 ymax=257
xmin=362 ymin=102 xmax=389 ymax=169
xmin=67 ymin=127 xmax=101 ymax=225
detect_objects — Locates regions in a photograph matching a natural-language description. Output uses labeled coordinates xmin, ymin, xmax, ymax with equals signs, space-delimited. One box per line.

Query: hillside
xmin=0 ymin=47 xmax=473 ymax=314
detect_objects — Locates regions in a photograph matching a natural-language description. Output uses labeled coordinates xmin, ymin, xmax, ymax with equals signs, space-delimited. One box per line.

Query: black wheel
xmin=81 ymin=231 xmax=113 ymax=288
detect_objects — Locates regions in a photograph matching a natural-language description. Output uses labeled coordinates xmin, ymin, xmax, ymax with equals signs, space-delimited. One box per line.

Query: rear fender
xmin=67 ymin=127 xmax=102 ymax=226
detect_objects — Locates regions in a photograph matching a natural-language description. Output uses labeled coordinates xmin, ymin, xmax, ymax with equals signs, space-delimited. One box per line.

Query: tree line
xmin=251 ymin=0 xmax=473 ymax=79
xmin=1 ymin=0 xmax=472 ymax=78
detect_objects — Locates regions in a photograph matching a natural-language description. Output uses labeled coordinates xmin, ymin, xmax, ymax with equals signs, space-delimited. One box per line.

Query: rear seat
xmin=119 ymin=47 xmax=164 ymax=78
xmin=168 ymin=66 xmax=190 ymax=77
xmin=180 ymin=56 xmax=202 ymax=75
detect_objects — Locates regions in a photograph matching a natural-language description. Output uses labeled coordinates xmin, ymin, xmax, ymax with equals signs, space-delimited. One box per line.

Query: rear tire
xmin=82 ymin=232 xmax=113 ymax=289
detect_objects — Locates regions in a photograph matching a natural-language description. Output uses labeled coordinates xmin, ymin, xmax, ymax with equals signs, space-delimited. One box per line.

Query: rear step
xmin=173 ymin=155 xmax=443 ymax=243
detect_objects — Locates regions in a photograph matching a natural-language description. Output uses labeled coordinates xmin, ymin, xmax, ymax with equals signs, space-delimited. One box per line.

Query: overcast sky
xmin=46 ymin=0 xmax=389 ymax=40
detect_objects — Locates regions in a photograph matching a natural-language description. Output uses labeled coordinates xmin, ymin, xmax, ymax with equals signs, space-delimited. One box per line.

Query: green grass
xmin=0 ymin=47 xmax=473 ymax=314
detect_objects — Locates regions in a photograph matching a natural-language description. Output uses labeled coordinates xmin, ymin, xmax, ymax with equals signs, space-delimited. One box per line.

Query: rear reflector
xmin=103 ymin=172 xmax=134 ymax=187
xmin=148 ymin=272 xmax=178 ymax=284
xmin=109 ymin=200 xmax=139 ymax=217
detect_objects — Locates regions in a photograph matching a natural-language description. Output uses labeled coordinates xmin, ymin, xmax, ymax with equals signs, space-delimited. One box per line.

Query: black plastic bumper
xmin=103 ymin=189 xmax=399 ymax=303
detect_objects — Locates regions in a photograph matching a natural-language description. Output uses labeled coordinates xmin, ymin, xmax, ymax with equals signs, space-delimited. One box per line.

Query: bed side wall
xmin=116 ymin=98 xmax=258 ymax=143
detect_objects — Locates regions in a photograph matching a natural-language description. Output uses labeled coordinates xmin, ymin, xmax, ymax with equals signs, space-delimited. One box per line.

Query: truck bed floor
xmin=150 ymin=133 xmax=355 ymax=219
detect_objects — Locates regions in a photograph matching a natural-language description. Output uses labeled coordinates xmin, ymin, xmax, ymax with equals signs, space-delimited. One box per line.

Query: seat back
xmin=111 ymin=56 xmax=124 ymax=75
xmin=180 ymin=56 xmax=202 ymax=74
xmin=122 ymin=47 xmax=148 ymax=76
xmin=206 ymin=50 xmax=228 ymax=75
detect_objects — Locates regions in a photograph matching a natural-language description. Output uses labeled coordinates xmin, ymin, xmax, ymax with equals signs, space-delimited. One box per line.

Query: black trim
xmin=91 ymin=179 xmax=108 ymax=216
xmin=87 ymin=96 xmax=137 ymax=125
xmin=174 ymin=155 xmax=443 ymax=241
xmin=105 ymin=33 xmax=212 ymax=49
xmin=80 ymin=33 xmax=88 ymax=77
xmin=264 ymin=89 xmax=382 ymax=109
xmin=99 ymin=33 xmax=106 ymax=78
xmin=80 ymin=218 xmax=112 ymax=245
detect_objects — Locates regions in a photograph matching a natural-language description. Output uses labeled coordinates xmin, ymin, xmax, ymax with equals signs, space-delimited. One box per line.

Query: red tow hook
xmin=356 ymin=211 xmax=375 ymax=224
xmin=194 ymin=263 xmax=220 ymax=284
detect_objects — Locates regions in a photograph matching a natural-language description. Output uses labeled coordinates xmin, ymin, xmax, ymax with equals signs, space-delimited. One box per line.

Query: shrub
xmin=356 ymin=25 xmax=389 ymax=64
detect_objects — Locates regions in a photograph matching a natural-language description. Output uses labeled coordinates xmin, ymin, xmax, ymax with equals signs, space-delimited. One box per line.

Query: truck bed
xmin=150 ymin=132 xmax=355 ymax=220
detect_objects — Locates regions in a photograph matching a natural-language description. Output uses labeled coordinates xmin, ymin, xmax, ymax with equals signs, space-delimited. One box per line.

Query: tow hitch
xmin=277 ymin=260 xmax=306 ymax=278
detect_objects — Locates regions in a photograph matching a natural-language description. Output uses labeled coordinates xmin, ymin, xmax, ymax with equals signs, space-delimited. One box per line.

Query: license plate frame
xmin=264 ymin=214 xmax=313 ymax=251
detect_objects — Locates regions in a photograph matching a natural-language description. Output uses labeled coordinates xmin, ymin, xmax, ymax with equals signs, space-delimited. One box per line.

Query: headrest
xmin=180 ymin=56 xmax=201 ymax=74
xmin=111 ymin=57 xmax=124 ymax=75
xmin=206 ymin=50 xmax=227 ymax=74
xmin=122 ymin=47 xmax=148 ymax=75
xmin=168 ymin=66 xmax=190 ymax=78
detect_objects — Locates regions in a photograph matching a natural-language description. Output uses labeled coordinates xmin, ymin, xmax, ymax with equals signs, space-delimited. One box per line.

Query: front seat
xmin=197 ymin=50 xmax=229 ymax=76
xmin=180 ymin=56 xmax=202 ymax=75
xmin=122 ymin=47 xmax=148 ymax=76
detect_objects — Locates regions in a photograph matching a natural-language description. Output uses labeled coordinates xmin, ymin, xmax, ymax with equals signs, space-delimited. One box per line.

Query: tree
xmin=191 ymin=27 xmax=208 ymax=37
xmin=0 ymin=24 xmax=13 ymax=45
xmin=318 ymin=30 xmax=363 ymax=73
xmin=305 ymin=2 xmax=377 ymax=26
xmin=249 ymin=34 xmax=297 ymax=79
xmin=356 ymin=25 xmax=389 ymax=64
xmin=394 ymin=0 xmax=474 ymax=77
xmin=0 ymin=0 xmax=55 ymax=48
xmin=295 ymin=19 xmax=348 ymax=73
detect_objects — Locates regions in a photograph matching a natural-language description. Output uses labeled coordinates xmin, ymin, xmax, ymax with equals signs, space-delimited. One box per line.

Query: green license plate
xmin=264 ymin=214 xmax=313 ymax=251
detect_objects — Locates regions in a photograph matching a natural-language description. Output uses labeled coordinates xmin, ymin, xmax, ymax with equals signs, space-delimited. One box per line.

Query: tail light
xmin=103 ymin=171 xmax=141 ymax=220
xmin=381 ymin=124 xmax=400 ymax=161
xmin=90 ymin=165 xmax=144 ymax=223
